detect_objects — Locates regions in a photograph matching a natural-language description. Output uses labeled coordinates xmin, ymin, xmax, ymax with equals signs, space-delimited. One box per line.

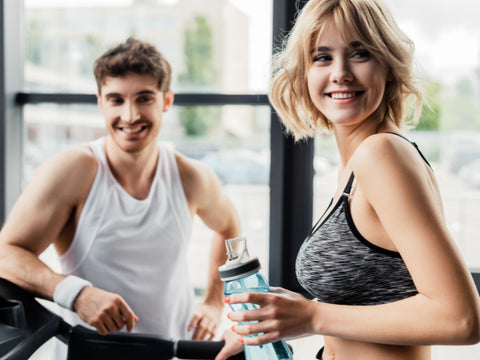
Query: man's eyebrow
xmin=136 ymin=90 xmax=157 ymax=96
xmin=104 ymin=92 xmax=121 ymax=98
xmin=104 ymin=90 xmax=157 ymax=98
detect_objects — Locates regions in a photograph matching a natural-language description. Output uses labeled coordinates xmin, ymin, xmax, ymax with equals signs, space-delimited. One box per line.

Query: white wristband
xmin=53 ymin=275 xmax=92 ymax=310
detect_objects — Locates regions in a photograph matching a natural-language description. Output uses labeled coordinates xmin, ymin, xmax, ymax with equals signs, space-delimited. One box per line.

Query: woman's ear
xmin=387 ymin=69 xmax=394 ymax=82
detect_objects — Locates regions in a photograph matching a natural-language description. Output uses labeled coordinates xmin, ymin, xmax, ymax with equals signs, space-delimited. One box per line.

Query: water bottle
xmin=219 ymin=236 xmax=294 ymax=360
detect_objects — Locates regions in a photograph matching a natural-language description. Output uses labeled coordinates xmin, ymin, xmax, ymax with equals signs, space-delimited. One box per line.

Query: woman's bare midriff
xmin=321 ymin=336 xmax=431 ymax=360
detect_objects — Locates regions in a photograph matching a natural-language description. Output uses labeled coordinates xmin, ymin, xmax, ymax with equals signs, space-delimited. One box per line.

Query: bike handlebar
xmin=67 ymin=325 xmax=244 ymax=360
xmin=0 ymin=278 xmax=244 ymax=360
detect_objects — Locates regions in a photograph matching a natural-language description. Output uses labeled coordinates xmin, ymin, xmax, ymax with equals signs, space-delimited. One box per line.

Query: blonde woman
xmin=216 ymin=0 xmax=480 ymax=359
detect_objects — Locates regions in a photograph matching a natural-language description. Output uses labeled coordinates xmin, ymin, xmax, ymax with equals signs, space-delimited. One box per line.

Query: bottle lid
xmin=218 ymin=236 xmax=261 ymax=281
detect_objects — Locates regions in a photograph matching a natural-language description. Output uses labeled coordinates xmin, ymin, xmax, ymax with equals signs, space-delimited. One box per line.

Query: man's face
xmin=97 ymin=72 xmax=173 ymax=154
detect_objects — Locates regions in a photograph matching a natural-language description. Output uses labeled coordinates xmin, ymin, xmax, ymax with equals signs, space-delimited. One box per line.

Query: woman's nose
xmin=330 ymin=59 xmax=353 ymax=84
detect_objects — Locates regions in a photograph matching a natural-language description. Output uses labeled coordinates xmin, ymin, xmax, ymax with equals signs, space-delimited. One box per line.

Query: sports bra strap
xmin=386 ymin=132 xmax=432 ymax=168
xmin=342 ymin=172 xmax=355 ymax=197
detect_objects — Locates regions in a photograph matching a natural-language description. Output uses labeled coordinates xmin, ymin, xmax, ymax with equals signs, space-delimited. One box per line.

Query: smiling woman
xmin=220 ymin=1 xmax=480 ymax=360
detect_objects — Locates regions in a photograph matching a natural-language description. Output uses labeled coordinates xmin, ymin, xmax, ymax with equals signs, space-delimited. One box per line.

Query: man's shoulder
xmin=173 ymin=151 xmax=211 ymax=180
xmin=23 ymin=144 xmax=99 ymax=208
xmin=57 ymin=144 xmax=98 ymax=170
xmin=38 ymin=144 xmax=98 ymax=186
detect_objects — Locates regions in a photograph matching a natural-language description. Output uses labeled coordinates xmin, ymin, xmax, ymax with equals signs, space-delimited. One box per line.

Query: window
xmin=19 ymin=1 xmax=274 ymax=357
xmin=23 ymin=0 xmax=273 ymax=290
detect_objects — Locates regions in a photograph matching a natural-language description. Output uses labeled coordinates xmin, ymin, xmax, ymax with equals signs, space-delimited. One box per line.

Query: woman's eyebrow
xmin=350 ymin=41 xmax=364 ymax=48
xmin=311 ymin=41 xmax=364 ymax=54
xmin=311 ymin=46 xmax=331 ymax=54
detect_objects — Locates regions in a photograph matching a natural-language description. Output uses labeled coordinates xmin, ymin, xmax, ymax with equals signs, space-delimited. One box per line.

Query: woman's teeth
xmin=330 ymin=92 xmax=357 ymax=99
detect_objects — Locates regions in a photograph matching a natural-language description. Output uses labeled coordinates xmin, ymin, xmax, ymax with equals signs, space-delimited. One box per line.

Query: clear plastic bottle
xmin=219 ymin=236 xmax=293 ymax=360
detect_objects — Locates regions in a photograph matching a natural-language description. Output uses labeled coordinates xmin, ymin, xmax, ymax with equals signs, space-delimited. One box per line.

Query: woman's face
xmin=307 ymin=21 xmax=390 ymax=129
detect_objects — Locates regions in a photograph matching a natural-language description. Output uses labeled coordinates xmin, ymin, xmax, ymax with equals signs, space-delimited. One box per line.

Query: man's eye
xmin=109 ymin=98 xmax=123 ymax=105
xmin=138 ymin=96 xmax=153 ymax=103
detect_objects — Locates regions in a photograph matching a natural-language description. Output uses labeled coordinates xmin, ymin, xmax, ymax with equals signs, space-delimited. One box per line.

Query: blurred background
xmin=2 ymin=0 xmax=480 ymax=358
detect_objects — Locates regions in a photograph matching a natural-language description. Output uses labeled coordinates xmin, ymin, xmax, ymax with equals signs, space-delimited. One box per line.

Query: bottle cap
xmin=218 ymin=236 xmax=261 ymax=281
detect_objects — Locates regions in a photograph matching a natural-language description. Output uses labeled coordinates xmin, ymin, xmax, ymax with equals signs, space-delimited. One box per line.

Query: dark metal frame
xmin=269 ymin=0 xmax=312 ymax=292
xmin=15 ymin=93 xmax=270 ymax=106
xmin=0 ymin=0 xmax=23 ymax=223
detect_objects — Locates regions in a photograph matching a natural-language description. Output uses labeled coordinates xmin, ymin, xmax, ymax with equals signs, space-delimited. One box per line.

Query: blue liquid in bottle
xmin=219 ymin=236 xmax=293 ymax=360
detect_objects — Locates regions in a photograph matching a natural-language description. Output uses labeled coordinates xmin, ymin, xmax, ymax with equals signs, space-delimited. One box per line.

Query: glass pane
xmin=388 ymin=0 xmax=480 ymax=273
xmin=24 ymin=101 xmax=271 ymax=357
xmin=24 ymin=103 xmax=271 ymax=287
xmin=24 ymin=0 xmax=272 ymax=94
xmin=313 ymin=0 xmax=480 ymax=270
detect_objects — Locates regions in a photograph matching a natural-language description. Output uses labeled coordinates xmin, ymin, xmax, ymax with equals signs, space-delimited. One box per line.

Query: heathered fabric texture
xmin=296 ymin=133 xmax=430 ymax=305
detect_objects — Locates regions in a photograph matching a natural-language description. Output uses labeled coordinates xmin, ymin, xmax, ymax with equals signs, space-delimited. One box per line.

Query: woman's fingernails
xmin=231 ymin=325 xmax=236 ymax=332
xmin=238 ymin=337 xmax=245 ymax=344
xmin=224 ymin=296 xmax=231 ymax=303
xmin=227 ymin=312 xmax=232 ymax=320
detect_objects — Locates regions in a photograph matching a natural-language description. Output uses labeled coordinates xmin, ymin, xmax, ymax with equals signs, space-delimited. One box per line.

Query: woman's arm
xmin=228 ymin=134 xmax=480 ymax=346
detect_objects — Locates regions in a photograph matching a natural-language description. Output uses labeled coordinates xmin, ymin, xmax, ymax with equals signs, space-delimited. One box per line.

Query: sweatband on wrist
xmin=53 ymin=275 xmax=92 ymax=310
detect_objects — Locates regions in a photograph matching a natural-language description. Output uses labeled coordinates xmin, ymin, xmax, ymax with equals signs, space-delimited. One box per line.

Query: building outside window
xmin=23 ymin=0 xmax=273 ymax=291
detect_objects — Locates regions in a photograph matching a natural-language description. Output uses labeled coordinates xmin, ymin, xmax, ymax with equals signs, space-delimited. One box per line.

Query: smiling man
xmin=0 ymin=37 xmax=241 ymax=359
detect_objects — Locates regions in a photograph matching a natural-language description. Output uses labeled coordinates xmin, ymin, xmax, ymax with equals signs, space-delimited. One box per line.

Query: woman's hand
xmin=225 ymin=287 xmax=317 ymax=345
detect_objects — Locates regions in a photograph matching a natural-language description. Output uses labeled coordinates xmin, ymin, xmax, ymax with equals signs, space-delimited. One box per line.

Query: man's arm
xmin=0 ymin=147 xmax=96 ymax=298
xmin=0 ymin=147 xmax=138 ymax=335
xmin=177 ymin=154 xmax=241 ymax=340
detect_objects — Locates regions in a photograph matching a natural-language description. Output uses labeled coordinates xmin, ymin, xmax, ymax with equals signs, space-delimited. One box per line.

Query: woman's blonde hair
xmin=269 ymin=0 xmax=423 ymax=140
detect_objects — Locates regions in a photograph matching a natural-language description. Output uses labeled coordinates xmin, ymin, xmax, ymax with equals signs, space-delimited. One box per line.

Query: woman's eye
xmin=352 ymin=49 xmax=370 ymax=59
xmin=313 ymin=54 xmax=331 ymax=62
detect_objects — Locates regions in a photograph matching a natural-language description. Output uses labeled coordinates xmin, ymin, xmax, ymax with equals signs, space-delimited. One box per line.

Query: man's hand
xmin=214 ymin=329 xmax=244 ymax=360
xmin=73 ymin=286 xmax=138 ymax=335
xmin=188 ymin=301 xmax=224 ymax=340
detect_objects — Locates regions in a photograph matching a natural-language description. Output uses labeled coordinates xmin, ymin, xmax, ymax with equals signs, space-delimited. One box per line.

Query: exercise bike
xmin=0 ymin=278 xmax=244 ymax=360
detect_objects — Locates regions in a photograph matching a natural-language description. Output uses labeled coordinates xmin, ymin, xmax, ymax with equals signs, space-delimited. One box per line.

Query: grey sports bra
xmin=295 ymin=133 xmax=428 ymax=305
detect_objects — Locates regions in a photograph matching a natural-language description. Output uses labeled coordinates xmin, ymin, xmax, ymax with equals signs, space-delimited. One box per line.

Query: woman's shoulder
xmin=353 ymin=132 xmax=418 ymax=167
xmin=351 ymin=132 xmax=429 ymax=186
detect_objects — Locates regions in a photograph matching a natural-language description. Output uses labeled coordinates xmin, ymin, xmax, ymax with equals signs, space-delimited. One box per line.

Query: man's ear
xmin=96 ymin=93 xmax=102 ymax=107
xmin=163 ymin=90 xmax=174 ymax=112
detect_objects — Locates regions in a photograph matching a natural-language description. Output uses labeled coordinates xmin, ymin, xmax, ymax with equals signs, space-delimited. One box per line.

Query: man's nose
xmin=120 ymin=102 xmax=140 ymax=122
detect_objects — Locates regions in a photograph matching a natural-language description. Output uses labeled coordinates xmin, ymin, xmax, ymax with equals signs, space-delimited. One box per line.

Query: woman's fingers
xmin=225 ymin=292 xmax=271 ymax=307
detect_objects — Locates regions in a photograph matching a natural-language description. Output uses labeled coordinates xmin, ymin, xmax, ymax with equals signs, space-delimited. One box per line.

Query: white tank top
xmin=57 ymin=137 xmax=194 ymax=342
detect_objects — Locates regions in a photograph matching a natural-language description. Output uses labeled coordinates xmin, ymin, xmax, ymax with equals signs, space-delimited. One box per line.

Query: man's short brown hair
xmin=94 ymin=37 xmax=172 ymax=94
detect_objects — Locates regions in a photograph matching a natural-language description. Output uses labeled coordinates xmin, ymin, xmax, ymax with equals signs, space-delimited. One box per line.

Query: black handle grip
xmin=176 ymin=340 xmax=245 ymax=360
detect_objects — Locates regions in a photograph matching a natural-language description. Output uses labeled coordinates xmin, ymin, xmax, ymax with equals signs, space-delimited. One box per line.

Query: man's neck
xmin=104 ymin=137 xmax=159 ymax=200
